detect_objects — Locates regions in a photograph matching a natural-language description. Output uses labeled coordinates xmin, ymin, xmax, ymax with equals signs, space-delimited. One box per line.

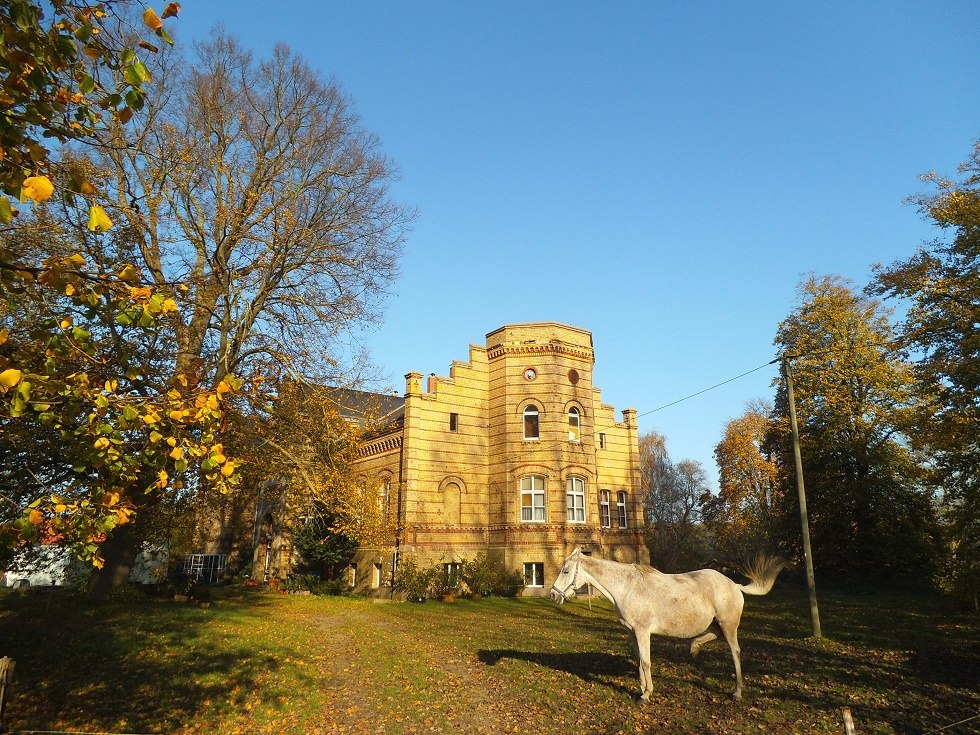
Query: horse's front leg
xmin=634 ymin=628 xmax=653 ymax=702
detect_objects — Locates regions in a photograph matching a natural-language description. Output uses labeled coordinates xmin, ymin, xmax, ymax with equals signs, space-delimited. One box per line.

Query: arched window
xmin=520 ymin=475 xmax=546 ymax=522
xmin=443 ymin=481 xmax=461 ymax=524
xmin=566 ymin=476 xmax=586 ymax=523
xmin=568 ymin=407 xmax=581 ymax=442
xmin=523 ymin=405 xmax=540 ymax=440
xmin=379 ymin=475 xmax=392 ymax=521
xmin=617 ymin=491 xmax=629 ymax=529
xmin=599 ymin=489 xmax=611 ymax=528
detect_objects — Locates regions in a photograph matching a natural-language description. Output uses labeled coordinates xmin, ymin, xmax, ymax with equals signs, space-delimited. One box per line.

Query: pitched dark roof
xmin=325 ymin=387 xmax=405 ymax=428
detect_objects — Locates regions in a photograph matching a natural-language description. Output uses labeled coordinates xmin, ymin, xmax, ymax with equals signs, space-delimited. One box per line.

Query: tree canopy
xmin=872 ymin=138 xmax=980 ymax=599
xmin=770 ymin=274 xmax=940 ymax=586
xmin=0 ymin=2 xmax=244 ymax=573
xmin=1 ymin=4 xmax=409 ymax=590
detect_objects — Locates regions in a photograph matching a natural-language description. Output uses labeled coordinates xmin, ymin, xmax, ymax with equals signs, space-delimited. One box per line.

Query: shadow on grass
xmin=478 ymin=647 xmax=637 ymax=697
xmin=0 ymin=587 xmax=311 ymax=733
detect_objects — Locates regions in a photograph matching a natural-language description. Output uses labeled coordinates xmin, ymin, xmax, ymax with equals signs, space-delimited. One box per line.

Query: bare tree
xmin=98 ymin=31 xmax=410 ymax=385
xmin=640 ymin=432 xmax=714 ymax=571
xmin=79 ymin=30 xmax=411 ymax=593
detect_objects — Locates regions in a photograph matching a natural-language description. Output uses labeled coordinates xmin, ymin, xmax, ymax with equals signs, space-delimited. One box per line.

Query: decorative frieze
xmin=358 ymin=434 xmax=403 ymax=457
xmin=486 ymin=341 xmax=594 ymax=363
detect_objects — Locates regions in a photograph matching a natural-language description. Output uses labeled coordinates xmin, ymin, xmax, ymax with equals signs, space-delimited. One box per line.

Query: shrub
xmin=461 ymin=552 xmax=498 ymax=596
xmin=283 ymin=573 xmax=319 ymax=592
xmin=312 ymin=577 xmax=352 ymax=596
xmin=393 ymin=557 xmax=435 ymax=601
xmin=495 ymin=569 xmax=526 ymax=598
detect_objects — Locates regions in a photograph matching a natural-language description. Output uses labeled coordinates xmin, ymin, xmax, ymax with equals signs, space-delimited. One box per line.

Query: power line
xmin=637 ymin=358 xmax=780 ymax=418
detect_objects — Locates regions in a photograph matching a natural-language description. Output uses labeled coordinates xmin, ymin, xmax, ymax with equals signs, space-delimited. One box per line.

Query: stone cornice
xmin=486 ymin=341 xmax=594 ymax=363
xmin=358 ymin=433 xmax=403 ymax=457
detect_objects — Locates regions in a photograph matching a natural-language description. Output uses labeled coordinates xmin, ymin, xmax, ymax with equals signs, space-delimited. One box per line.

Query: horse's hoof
xmin=731 ymin=691 xmax=742 ymax=702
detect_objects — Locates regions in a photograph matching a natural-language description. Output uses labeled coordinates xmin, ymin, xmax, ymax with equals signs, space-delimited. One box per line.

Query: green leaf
xmin=125 ymin=88 xmax=145 ymax=111
xmin=123 ymin=63 xmax=148 ymax=87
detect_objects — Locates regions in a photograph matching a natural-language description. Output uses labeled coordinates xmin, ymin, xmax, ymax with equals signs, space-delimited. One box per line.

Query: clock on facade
xmin=523 ymin=367 xmax=537 ymax=381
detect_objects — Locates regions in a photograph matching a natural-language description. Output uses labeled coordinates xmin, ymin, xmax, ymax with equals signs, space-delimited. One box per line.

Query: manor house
xmin=343 ymin=322 xmax=649 ymax=595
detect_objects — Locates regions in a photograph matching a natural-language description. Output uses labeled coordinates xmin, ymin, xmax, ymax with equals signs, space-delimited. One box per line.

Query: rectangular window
xmin=520 ymin=475 xmax=546 ymax=522
xmin=523 ymin=406 xmax=540 ymax=440
xmin=372 ymin=562 xmax=383 ymax=588
xmin=566 ymin=477 xmax=586 ymax=523
xmin=598 ymin=433 xmax=606 ymax=449
xmin=348 ymin=563 xmax=357 ymax=587
xmin=617 ymin=491 xmax=628 ymax=529
xmin=449 ymin=412 xmax=458 ymax=432
xmin=599 ymin=489 xmax=611 ymax=528
xmin=524 ymin=562 xmax=544 ymax=588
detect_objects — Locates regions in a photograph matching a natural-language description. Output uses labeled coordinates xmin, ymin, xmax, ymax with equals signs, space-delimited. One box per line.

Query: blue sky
xmin=172 ymin=2 xmax=979 ymax=485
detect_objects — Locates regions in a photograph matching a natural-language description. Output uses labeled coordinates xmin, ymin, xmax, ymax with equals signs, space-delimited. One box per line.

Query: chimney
xmin=427 ymin=373 xmax=437 ymax=393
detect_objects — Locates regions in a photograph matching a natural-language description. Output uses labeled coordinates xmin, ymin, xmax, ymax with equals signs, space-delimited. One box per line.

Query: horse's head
xmin=549 ymin=548 xmax=583 ymax=604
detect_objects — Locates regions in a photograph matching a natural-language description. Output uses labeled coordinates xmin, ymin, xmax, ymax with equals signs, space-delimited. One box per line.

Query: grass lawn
xmin=1 ymin=582 xmax=978 ymax=734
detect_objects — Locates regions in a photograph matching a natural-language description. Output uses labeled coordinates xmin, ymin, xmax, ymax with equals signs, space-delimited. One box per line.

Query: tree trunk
xmin=87 ymin=485 xmax=162 ymax=600
xmin=86 ymin=520 xmax=142 ymax=600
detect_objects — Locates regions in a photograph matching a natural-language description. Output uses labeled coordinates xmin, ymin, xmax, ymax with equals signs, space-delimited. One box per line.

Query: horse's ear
xmin=571 ymin=546 xmax=582 ymax=556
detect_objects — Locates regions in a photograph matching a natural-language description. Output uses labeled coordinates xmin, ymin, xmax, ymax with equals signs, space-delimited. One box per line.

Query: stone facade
xmin=351 ymin=322 xmax=649 ymax=596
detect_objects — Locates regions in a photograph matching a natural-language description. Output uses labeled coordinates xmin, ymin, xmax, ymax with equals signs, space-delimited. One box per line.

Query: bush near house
xmin=394 ymin=554 xmax=526 ymax=601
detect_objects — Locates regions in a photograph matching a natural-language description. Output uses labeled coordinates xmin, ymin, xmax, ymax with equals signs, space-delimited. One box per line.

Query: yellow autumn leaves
xmin=20 ymin=175 xmax=54 ymax=203
xmin=13 ymin=172 xmax=114 ymax=231
xmin=930 ymin=189 xmax=980 ymax=227
xmin=0 ymin=368 xmax=23 ymax=390
xmin=87 ymin=205 xmax=113 ymax=232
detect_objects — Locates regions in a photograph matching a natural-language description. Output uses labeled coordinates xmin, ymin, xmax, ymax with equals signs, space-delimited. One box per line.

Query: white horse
xmin=550 ymin=548 xmax=786 ymax=702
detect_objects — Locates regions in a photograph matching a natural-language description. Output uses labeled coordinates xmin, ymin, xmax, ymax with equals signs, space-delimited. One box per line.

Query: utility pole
xmin=782 ymin=356 xmax=822 ymax=639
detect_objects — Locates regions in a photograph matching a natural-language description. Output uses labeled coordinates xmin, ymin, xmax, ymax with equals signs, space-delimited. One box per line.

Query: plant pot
xmin=173 ymin=594 xmax=190 ymax=603
xmin=442 ymin=594 xmax=455 ymax=603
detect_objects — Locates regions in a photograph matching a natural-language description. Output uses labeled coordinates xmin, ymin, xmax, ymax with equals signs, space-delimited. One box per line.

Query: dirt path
xmin=306 ymin=604 xmax=508 ymax=734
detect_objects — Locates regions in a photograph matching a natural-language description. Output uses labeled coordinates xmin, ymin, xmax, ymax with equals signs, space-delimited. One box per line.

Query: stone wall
xmin=349 ymin=322 xmax=648 ymax=597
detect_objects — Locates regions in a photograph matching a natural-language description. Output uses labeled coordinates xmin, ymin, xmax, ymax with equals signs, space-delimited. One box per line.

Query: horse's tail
xmin=738 ymin=554 xmax=787 ymax=596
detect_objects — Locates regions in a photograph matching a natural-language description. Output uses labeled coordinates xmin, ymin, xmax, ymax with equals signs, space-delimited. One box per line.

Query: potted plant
xmin=433 ymin=564 xmax=461 ymax=603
